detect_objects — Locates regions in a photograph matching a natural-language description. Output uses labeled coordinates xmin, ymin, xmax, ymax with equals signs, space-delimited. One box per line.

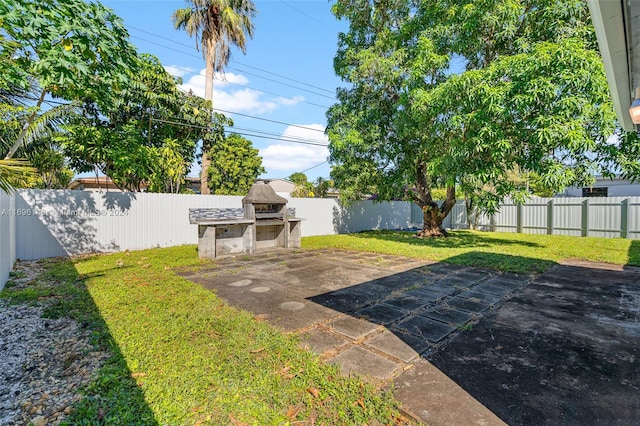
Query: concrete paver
xmin=365 ymin=330 xmax=420 ymax=363
xmin=299 ymin=328 xmax=350 ymax=355
xmin=178 ymin=248 xmax=530 ymax=425
xmin=329 ymin=316 xmax=380 ymax=340
xmin=327 ymin=346 xmax=402 ymax=381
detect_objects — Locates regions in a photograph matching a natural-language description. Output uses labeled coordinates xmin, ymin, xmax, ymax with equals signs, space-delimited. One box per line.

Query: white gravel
xmin=0 ymin=261 xmax=109 ymax=426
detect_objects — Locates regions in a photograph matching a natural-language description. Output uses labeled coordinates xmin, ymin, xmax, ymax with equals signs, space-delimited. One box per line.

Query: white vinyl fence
xmin=12 ymin=189 xmax=415 ymax=262
xmin=0 ymin=190 xmax=17 ymax=291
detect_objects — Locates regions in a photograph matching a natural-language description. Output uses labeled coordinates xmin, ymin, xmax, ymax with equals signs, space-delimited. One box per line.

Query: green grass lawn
xmin=302 ymin=230 xmax=640 ymax=274
xmin=2 ymin=230 xmax=636 ymax=424
xmin=1 ymin=246 xmax=409 ymax=425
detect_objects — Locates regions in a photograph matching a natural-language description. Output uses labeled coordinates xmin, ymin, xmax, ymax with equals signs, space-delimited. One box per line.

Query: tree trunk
xmin=200 ymin=51 xmax=215 ymax=195
xmin=416 ymin=201 xmax=448 ymax=237
xmin=4 ymin=89 xmax=47 ymax=159
xmin=413 ymin=169 xmax=457 ymax=237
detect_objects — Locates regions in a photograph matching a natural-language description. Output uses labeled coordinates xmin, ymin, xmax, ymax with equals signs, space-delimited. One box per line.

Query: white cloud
xmin=173 ymin=67 xmax=304 ymax=114
xmin=261 ymin=124 xmax=329 ymax=172
xmin=164 ymin=65 xmax=196 ymax=78
xmin=178 ymin=68 xmax=249 ymax=93
xmin=274 ymin=95 xmax=305 ymax=106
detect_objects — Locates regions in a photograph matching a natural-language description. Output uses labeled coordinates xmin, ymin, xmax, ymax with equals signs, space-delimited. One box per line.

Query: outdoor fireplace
xmin=189 ymin=182 xmax=301 ymax=259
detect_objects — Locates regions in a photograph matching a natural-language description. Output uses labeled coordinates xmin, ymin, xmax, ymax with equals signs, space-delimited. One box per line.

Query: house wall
xmin=558 ymin=178 xmax=640 ymax=197
xmin=0 ymin=191 xmax=17 ymax=291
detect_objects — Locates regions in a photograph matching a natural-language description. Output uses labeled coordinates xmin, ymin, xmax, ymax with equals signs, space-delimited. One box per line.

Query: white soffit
xmin=588 ymin=0 xmax=634 ymax=130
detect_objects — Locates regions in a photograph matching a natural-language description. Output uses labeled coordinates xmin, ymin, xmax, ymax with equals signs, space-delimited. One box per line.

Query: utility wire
xmin=211 ymin=107 xmax=326 ymax=133
xmin=166 ymin=62 xmax=332 ymax=109
xmin=127 ymin=24 xmax=335 ymax=94
xmin=229 ymin=125 xmax=328 ymax=145
xmin=150 ymin=117 xmax=328 ymax=147
xmin=129 ymin=34 xmax=336 ymax=100
xmin=278 ymin=1 xmax=327 ymax=28
xmin=33 ymin=96 xmax=328 ymax=142
xmin=300 ymin=160 xmax=329 ymax=173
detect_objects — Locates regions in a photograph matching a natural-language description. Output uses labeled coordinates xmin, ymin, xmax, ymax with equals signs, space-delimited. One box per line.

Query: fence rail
xmin=422 ymin=196 xmax=640 ymax=239
xmin=2 ymin=190 xmax=640 ymax=291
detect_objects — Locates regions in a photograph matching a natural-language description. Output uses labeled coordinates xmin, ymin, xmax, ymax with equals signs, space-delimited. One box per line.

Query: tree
xmin=289 ymin=172 xmax=314 ymax=197
xmin=0 ymin=159 xmax=35 ymax=193
xmin=61 ymin=54 xmax=229 ymax=192
xmin=172 ymin=0 xmax=257 ymax=194
xmin=312 ymin=177 xmax=333 ymax=198
xmin=207 ymin=133 xmax=265 ymax=195
xmin=327 ymin=0 xmax=616 ymax=237
xmin=0 ymin=0 xmax=139 ymax=159
xmin=147 ymin=138 xmax=195 ymax=194
xmin=21 ymin=138 xmax=74 ymax=189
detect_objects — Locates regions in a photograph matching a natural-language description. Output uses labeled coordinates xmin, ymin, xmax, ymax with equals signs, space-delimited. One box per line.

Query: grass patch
xmin=0 ymin=246 xmax=409 ymax=425
xmin=302 ymin=230 xmax=636 ymax=274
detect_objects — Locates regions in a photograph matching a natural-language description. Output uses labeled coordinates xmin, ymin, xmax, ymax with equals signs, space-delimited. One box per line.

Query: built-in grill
xmin=189 ymin=182 xmax=301 ymax=259
xmin=242 ymin=183 xmax=288 ymax=222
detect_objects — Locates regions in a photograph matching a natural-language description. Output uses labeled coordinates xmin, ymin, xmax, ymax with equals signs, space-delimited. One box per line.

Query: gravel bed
xmin=0 ymin=261 xmax=109 ymax=426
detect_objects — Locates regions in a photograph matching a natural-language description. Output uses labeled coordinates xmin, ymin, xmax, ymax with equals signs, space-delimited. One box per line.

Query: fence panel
xmin=0 ymin=191 xmax=16 ymax=291
xmin=10 ymin=190 xmax=640 ymax=262
xmin=454 ymin=196 xmax=640 ymax=239
xmin=14 ymin=190 xmax=417 ymax=260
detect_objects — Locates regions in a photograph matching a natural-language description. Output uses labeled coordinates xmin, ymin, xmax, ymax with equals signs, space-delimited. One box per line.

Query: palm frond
xmin=22 ymin=102 xmax=79 ymax=144
xmin=0 ymin=158 xmax=37 ymax=193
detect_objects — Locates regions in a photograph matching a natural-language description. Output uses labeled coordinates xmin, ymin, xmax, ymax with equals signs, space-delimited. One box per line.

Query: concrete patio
xmin=178 ymin=248 xmax=640 ymax=425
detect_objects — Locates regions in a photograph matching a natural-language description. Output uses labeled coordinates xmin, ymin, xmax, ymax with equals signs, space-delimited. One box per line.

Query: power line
xmin=211 ymin=107 xmax=326 ymax=133
xmin=150 ymin=117 xmax=328 ymax=147
xmin=278 ymin=1 xmax=327 ymax=28
xmin=127 ymin=24 xmax=335 ymax=94
xmin=300 ymin=160 xmax=328 ymax=173
xmin=129 ymin=34 xmax=336 ymax=100
xmin=166 ymin=63 xmax=332 ymax=109
xmin=26 ymin=97 xmax=326 ymax=141
xmin=229 ymin=125 xmax=327 ymax=145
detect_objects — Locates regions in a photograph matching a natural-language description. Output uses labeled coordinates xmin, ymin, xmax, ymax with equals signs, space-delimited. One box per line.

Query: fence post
xmin=547 ymin=199 xmax=554 ymax=235
xmin=581 ymin=199 xmax=589 ymax=237
xmin=516 ymin=203 xmax=523 ymax=234
xmin=621 ymin=199 xmax=629 ymax=239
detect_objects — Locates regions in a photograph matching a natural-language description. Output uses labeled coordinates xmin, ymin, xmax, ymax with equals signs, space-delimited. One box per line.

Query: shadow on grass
xmin=1 ymin=258 xmax=157 ymax=424
xmin=352 ymin=229 xmax=544 ymax=249
xmin=628 ymin=239 xmax=640 ymax=267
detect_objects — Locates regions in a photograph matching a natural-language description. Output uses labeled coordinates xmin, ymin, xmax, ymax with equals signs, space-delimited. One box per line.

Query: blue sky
xmin=101 ymin=0 xmax=347 ymax=181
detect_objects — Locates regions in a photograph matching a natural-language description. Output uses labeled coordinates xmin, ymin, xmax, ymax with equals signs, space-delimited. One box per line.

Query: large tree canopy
xmin=327 ymin=0 xmax=617 ymax=236
xmin=60 ymin=54 xmax=230 ymax=192
xmin=0 ymin=0 xmax=139 ymax=159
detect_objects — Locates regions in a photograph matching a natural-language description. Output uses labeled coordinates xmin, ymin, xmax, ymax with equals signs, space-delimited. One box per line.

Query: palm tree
xmin=172 ymin=0 xmax=257 ymax=194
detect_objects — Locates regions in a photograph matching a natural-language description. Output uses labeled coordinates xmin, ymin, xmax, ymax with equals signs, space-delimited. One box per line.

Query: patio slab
xmin=185 ymin=248 xmax=640 ymax=425
xmin=327 ymin=346 xmax=402 ymax=381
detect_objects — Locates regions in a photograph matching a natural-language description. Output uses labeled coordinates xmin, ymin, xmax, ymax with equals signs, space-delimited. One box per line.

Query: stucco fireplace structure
xmin=189 ymin=182 xmax=302 ymax=259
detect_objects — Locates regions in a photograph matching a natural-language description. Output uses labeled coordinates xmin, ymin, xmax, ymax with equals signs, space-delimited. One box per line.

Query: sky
xmin=100 ymin=0 xmax=348 ymax=182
